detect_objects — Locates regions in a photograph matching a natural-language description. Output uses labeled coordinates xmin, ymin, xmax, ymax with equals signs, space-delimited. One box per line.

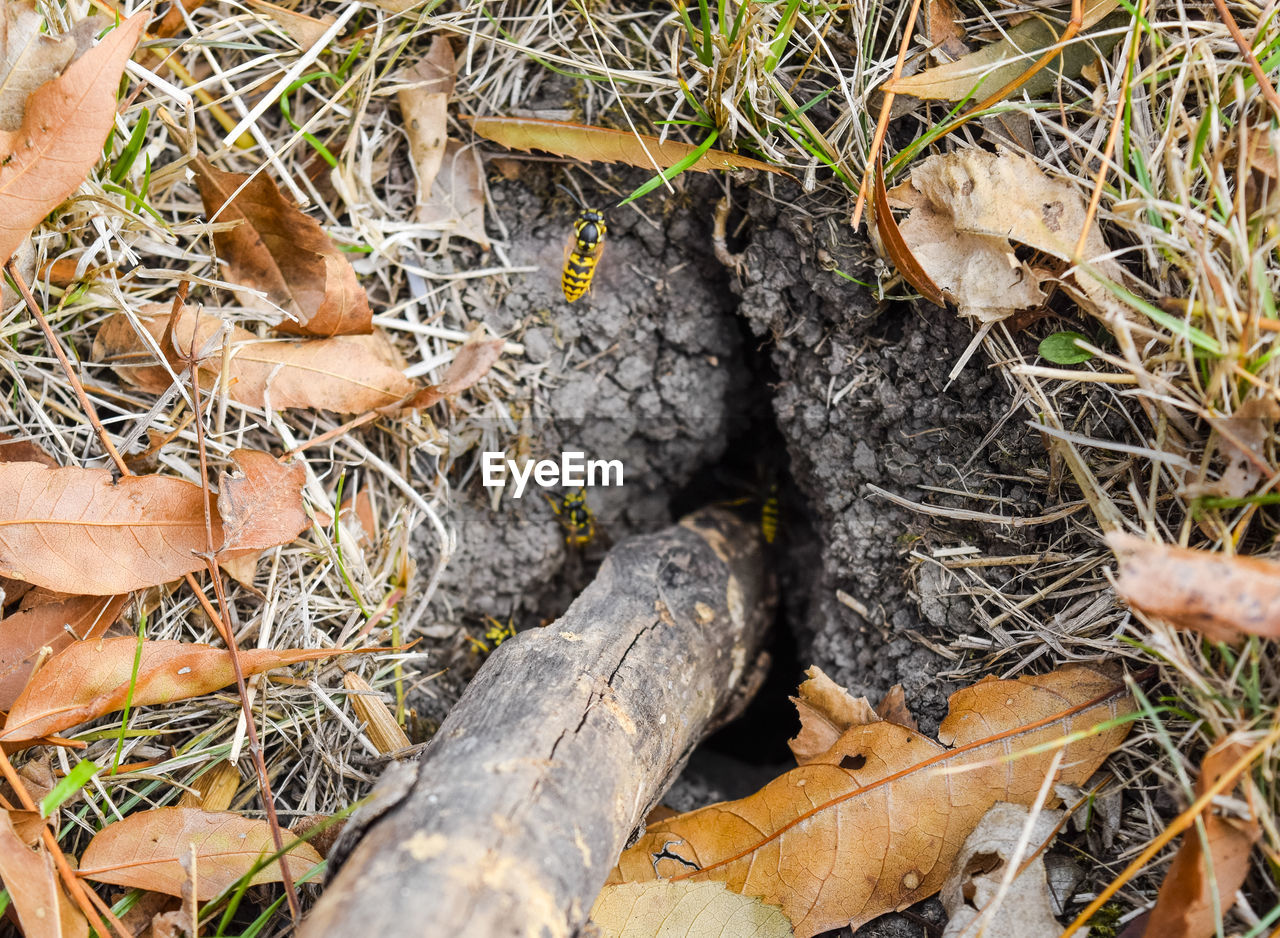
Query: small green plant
xmin=1038 ymin=331 xmax=1094 ymax=364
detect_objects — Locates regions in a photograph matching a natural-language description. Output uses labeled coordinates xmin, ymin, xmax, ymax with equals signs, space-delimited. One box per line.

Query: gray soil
xmin=411 ymin=167 xmax=1069 ymax=937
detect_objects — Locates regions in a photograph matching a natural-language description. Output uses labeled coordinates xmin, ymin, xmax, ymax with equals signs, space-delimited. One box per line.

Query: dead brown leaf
xmin=875 ymin=684 xmax=918 ymax=731
xmin=93 ymin=304 xmax=415 ymax=413
xmin=0 ymin=4 xmax=79 ymax=131
xmin=0 ymin=591 xmax=127 ymax=710
xmin=469 ymin=116 xmax=786 ymax=175
xmin=193 ymin=155 xmax=373 ymax=337
xmin=0 ymin=431 xmax=57 ymax=467
xmin=608 ymin=665 xmax=1133 ymax=937
xmin=888 ymin=148 xmax=1130 ymax=324
xmin=1205 ymin=398 xmax=1279 ymax=499
xmin=78 ymin=807 xmax=322 ymax=900
xmin=216 ymin=450 xmax=308 ymax=553
xmin=591 ymin=882 xmax=794 ymax=938
xmin=0 ymin=462 xmax=216 ymax=594
xmin=0 ymin=11 xmax=147 ymax=267
xmin=177 ymin=760 xmax=242 ymax=812
xmin=245 ymin=0 xmax=336 ymax=49
xmin=924 ymin=0 xmax=969 ymax=60
xmin=1 ymin=637 xmax=359 ymax=742
xmin=398 ymin=36 xmax=456 ymax=204
xmin=871 ymin=158 xmax=945 ymax=307
xmin=417 ymin=139 xmax=490 ymax=247
xmin=396 ymin=333 xmax=504 ymax=411
xmin=885 ymin=0 xmax=1119 ymax=102
xmin=1145 ymin=738 xmax=1260 ymax=938
xmin=1108 ymin=532 xmax=1280 ymax=641
xmin=0 ymin=808 xmax=88 ymax=938
xmin=787 ymin=665 xmax=878 ymax=765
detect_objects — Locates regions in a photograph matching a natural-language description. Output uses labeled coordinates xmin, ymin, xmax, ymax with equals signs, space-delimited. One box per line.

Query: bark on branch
xmin=301 ymin=508 xmax=774 ymax=938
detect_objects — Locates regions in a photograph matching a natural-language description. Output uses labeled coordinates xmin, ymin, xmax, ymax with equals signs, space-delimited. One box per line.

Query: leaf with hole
xmin=606 ymin=665 xmax=1133 ymax=937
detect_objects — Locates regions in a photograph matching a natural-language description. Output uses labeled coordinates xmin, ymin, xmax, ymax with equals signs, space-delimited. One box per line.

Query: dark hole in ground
xmin=669 ymin=312 xmax=818 ymax=772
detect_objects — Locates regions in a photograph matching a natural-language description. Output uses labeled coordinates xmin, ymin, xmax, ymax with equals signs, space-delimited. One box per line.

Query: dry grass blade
xmin=0 ymin=12 xmax=146 ymax=266
xmin=343 ymin=672 xmax=410 ymax=754
xmin=469 ymin=116 xmax=786 ymax=175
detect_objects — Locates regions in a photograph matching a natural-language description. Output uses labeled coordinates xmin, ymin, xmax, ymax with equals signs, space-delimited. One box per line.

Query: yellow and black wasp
xmin=548 ymin=487 xmax=596 ymax=546
xmin=760 ymin=482 xmax=780 ymax=544
xmin=562 ymin=207 xmax=607 ymax=302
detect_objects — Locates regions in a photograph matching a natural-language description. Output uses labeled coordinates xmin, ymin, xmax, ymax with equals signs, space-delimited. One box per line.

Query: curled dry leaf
xmin=193 ymin=155 xmax=372 ymax=337
xmin=216 ymin=449 xmax=308 ymax=553
xmin=940 ymin=802 xmax=1079 ymax=938
xmin=0 ymin=10 xmax=147 ymax=266
xmin=0 ymin=808 xmax=88 ymax=938
xmin=591 ymin=881 xmax=794 ymax=938
xmin=1205 ymin=398 xmax=1279 ymax=499
xmin=609 ymin=665 xmax=1133 ymax=938
xmin=398 ymin=36 xmax=456 ymax=204
xmin=870 ymin=157 xmax=945 ymax=307
xmin=888 ymin=148 xmax=1130 ymax=324
xmin=417 ymin=139 xmax=490 ymax=247
xmin=788 ymin=667 xmax=918 ymax=765
xmin=93 ymin=305 xmax=415 ymax=413
xmin=1146 ymin=738 xmax=1261 ymax=938
xmin=79 ymin=807 xmax=322 ymax=900
xmin=788 ymin=665 xmax=878 ymax=765
xmin=0 ymin=591 xmax=127 ymax=710
xmin=469 ymin=116 xmax=787 ymax=175
xmin=1 ymin=637 xmax=359 ymax=742
xmin=885 ymin=0 xmax=1119 ymax=102
xmin=177 ymin=760 xmax=242 ymax=812
xmin=1108 ymin=532 xmax=1280 ymax=641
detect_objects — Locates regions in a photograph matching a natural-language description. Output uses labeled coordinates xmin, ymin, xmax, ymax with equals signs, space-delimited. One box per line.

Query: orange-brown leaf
xmin=1108 ymin=532 xmax=1280 ymax=641
xmin=93 ymin=305 xmax=415 ymax=413
xmin=1 ymin=638 xmax=353 ymax=741
xmin=1146 ymin=738 xmax=1261 ymax=937
xmin=0 ymin=808 xmax=88 ymax=938
xmin=0 ymin=12 xmax=147 ymax=267
xmin=78 ymin=807 xmax=322 ymax=900
xmin=871 ymin=157 xmax=945 ymax=306
xmin=0 ymin=462 xmax=216 ymax=594
xmin=193 ymin=155 xmax=372 ymax=337
xmin=608 ymin=665 xmax=1133 ymax=938
xmin=216 ymin=450 xmax=307 ymax=554
xmin=469 ymin=116 xmax=786 ymax=175
xmin=0 ymin=591 xmax=127 ymax=709
xmin=788 ymin=665 xmax=879 ymax=765
xmin=398 ymin=36 xmax=456 ymax=202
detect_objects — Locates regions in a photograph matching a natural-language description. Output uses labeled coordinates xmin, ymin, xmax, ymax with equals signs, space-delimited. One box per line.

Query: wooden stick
xmin=301 ymin=508 xmax=775 ymax=938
